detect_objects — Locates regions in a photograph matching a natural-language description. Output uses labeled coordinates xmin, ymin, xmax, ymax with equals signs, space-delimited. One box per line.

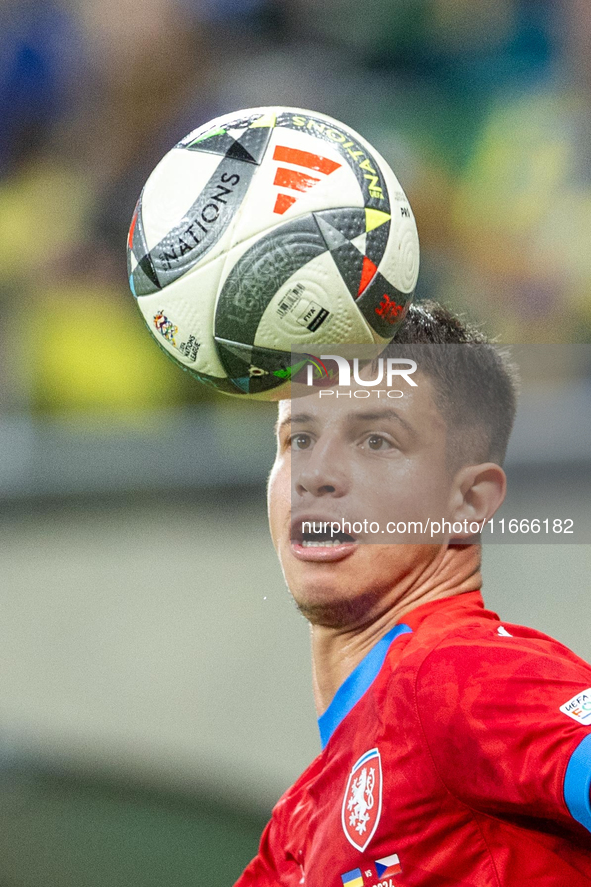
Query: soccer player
xmin=235 ymin=302 xmax=591 ymax=886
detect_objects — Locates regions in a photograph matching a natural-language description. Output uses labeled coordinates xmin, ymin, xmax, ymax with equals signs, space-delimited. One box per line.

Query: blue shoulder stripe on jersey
xmin=318 ymin=623 xmax=412 ymax=749
xmin=564 ymin=733 xmax=591 ymax=833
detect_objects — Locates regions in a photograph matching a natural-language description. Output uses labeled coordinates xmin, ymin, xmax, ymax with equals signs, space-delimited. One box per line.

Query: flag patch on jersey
xmin=560 ymin=688 xmax=591 ymax=724
xmin=374 ymin=853 xmax=402 ymax=877
xmin=341 ymin=867 xmax=364 ymax=887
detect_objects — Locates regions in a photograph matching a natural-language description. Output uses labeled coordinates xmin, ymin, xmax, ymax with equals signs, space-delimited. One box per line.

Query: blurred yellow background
xmin=2 ymin=0 xmax=591 ymax=423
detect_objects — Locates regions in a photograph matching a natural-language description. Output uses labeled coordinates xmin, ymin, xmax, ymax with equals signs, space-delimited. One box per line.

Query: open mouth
xmin=300 ymin=531 xmax=356 ymax=548
xmin=290 ymin=519 xmax=358 ymax=561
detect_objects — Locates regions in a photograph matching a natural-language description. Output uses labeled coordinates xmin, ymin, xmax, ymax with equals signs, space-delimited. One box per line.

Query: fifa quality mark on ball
xmin=127 ymin=106 xmax=420 ymax=398
xmin=276 ymin=283 xmax=330 ymax=334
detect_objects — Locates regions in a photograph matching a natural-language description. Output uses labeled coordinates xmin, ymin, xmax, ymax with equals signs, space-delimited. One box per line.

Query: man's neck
xmin=310 ymin=544 xmax=482 ymax=718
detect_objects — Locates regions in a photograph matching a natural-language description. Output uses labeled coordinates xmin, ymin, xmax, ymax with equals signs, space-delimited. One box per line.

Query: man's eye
xmin=291 ymin=433 xmax=312 ymax=450
xmin=364 ymin=434 xmax=392 ymax=451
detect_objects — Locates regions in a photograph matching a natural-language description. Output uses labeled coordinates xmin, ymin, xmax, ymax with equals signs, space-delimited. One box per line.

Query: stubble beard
xmin=291 ymin=583 xmax=386 ymax=630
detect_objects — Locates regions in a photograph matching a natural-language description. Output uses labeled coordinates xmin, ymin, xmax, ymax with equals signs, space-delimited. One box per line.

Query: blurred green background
xmin=1 ymin=1 xmax=591 ymax=884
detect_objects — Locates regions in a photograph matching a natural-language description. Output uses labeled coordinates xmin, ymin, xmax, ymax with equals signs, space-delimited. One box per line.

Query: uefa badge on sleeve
xmin=342 ymin=748 xmax=383 ymax=852
xmin=560 ymin=688 xmax=591 ymax=724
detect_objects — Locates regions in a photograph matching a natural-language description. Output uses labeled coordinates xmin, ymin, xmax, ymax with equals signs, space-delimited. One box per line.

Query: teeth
xmin=301 ymin=539 xmax=354 ymax=547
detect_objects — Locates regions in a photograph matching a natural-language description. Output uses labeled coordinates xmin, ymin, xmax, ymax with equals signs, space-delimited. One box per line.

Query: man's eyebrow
xmin=274 ymin=412 xmax=316 ymax=435
xmin=347 ymin=408 xmax=416 ymax=436
xmin=275 ymin=408 xmax=416 ymax=436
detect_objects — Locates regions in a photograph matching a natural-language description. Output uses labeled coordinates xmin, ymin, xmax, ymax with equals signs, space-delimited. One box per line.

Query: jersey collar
xmin=317 ymin=592 xmax=488 ymax=749
xmin=318 ymin=622 xmax=412 ymax=749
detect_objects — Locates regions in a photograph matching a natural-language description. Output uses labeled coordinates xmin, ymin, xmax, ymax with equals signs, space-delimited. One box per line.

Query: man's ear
xmin=448 ymin=463 xmax=507 ymax=539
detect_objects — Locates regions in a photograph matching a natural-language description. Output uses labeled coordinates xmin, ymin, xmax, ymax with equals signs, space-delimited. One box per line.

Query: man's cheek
xmin=267 ymin=462 xmax=288 ymax=547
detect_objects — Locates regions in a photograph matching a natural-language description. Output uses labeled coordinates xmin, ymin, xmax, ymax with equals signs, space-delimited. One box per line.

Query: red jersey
xmin=235 ymin=592 xmax=591 ymax=886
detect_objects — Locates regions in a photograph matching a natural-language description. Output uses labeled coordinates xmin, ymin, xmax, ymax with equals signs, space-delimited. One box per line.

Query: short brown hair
xmin=383 ymin=301 xmax=519 ymax=467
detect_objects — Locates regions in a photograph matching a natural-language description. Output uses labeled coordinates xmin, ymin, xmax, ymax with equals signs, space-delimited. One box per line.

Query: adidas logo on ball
xmin=271 ymin=145 xmax=342 ymax=215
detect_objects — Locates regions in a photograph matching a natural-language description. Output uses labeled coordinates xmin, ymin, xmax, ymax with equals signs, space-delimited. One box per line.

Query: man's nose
xmin=295 ymin=438 xmax=349 ymax=498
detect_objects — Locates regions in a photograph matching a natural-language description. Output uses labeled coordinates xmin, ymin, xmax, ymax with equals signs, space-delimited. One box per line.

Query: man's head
xmin=267 ymin=301 xmax=518 ymax=630
xmin=383 ymin=301 xmax=518 ymax=469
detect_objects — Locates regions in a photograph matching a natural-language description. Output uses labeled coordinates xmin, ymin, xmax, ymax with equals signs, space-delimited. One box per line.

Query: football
xmin=126 ymin=106 xmax=419 ymax=398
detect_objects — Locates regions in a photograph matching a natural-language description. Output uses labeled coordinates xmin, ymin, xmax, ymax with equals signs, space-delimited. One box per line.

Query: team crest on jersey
xmin=342 ymin=748 xmax=382 ymax=852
